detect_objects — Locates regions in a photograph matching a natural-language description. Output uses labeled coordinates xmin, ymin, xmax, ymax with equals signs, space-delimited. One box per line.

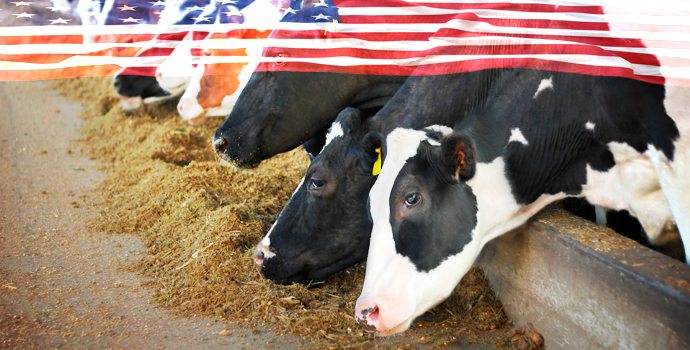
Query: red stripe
xmin=0 ymin=35 xmax=86 ymax=45
xmin=0 ymin=48 xmax=143 ymax=63
xmin=0 ymin=65 xmax=122 ymax=80
xmin=263 ymin=43 xmax=646 ymax=61
xmin=342 ymin=14 xmax=611 ymax=31
xmin=256 ymin=58 xmax=670 ymax=85
xmin=335 ymin=1 xmax=606 ymax=15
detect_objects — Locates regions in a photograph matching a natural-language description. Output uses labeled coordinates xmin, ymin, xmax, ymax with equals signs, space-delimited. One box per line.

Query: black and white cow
xmin=253 ymin=71 xmax=500 ymax=284
xmin=354 ymin=69 xmax=689 ymax=335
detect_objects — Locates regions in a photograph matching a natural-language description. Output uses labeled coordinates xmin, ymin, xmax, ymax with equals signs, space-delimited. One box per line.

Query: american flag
xmin=1 ymin=0 xmax=689 ymax=85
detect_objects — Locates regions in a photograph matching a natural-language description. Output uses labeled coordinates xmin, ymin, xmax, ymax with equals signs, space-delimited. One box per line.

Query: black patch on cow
xmin=457 ymin=69 xmax=678 ymax=204
xmin=388 ymin=142 xmax=477 ymax=272
xmin=112 ymin=75 xmax=170 ymax=99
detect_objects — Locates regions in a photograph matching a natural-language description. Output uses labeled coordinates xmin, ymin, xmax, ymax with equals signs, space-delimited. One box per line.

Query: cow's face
xmin=212 ymin=71 xmax=373 ymax=168
xmin=355 ymin=127 xmax=482 ymax=335
xmin=254 ymin=108 xmax=380 ymax=283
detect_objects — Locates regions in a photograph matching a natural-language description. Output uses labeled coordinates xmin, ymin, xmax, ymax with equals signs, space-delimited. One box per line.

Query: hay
xmin=56 ymin=77 xmax=543 ymax=349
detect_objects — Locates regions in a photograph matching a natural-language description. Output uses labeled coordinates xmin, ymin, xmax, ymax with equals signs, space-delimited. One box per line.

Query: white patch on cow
xmin=468 ymin=158 xmax=566 ymax=246
xmin=205 ymin=95 xmax=236 ymax=117
xmin=177 ymin=64 xmax=205 ymax=120
xmin=424 ymin=124 xmax=453 ymax=136
xmin=118 ymin=96 xmax=142 ymax=111
xmin=533 ymin=76 xmax=554 ymax=99
xmin=156 ymin=35 xmax=195 ymax=94
xmin=423 ymin=125 xmax=453 ymax=146
xmin=324 ymin=122 xmax=344 ymax=147
xmin=256 ymin=176 xmax=306 ymax=260
xmin=585 ymin=121 xmax=596 ymax=131
xmin=660 ymin=85 xmax=690 ymax=262
xmin=647 ymin=141 xmax=690 ymax=261
xmin=508 ymin=128 xmax=529 ymax=146
xmin=582 ymin=142 xmax=674 ymax=245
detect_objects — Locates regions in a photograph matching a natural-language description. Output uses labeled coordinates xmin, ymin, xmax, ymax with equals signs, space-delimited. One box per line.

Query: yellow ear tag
xmin=372 ymin=147 xmax=382 ymax=176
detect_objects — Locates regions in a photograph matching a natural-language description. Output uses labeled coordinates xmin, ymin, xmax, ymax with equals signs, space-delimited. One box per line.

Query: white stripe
xmin=1 ymin=53 xmax=683 ymax=78
xmin=1 ymin=16 xmax=689 ymax=38
xmin=441 ymin=19 xmax=690 ymax=42
xmin=3 ymin=36 xmax=690 ymax=61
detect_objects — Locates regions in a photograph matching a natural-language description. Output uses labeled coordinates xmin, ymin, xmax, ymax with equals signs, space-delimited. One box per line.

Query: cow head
xmin=355 ymin=126 xmax=485 ymax=335
xmin=177 ymin=49 xmax=251 ymax=122
xmin=253 ymin=107 xmax=381 ymax=284
xmin=212 ymin=71 xmax=397 ymax=168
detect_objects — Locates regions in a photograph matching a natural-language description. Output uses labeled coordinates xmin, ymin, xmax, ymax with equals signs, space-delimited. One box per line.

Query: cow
xmin=176 ymin=0 xmax=282 ymax=123
xmin=353 ymin=68 xmax=689 ymax=335
xmin=252 ymin=70 xmax=500 ymax=284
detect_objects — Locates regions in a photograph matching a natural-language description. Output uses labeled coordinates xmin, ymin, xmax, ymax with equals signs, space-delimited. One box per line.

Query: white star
xmin=193 ymin=15 xmax=211 ymax=22
xmin=50 ymin=17 xmax=71 ymax=24
xmin=11 ymin=1 xmax=30 ymax=6
xmin=186 ymin=5 xmax=205 ymax=11
xmin=314 ymin=0 xmax=329 ymax=7
xmin=118 ymin=4 xmax=136 ymax=11
xmin=284 ymin=7 xmax=297 ymax=15
xmin=312 ymin=13 xmax=330 ymax=21
xmin=121 ymin=16 xmax=142 ymax=23
xmin=13 ymin=12 xmax=35 ymax=18
xmin=148 ymin=0 xmax=166 ymax=6
xmin=46 ymin=5 xmax=72 ymax=12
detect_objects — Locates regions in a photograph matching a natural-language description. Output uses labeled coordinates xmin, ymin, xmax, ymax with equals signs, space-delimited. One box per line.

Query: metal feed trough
xmin=478 ymin=207 xmax=690 ymax=349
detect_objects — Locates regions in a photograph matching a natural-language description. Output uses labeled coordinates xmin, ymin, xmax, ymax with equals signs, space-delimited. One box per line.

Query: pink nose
xmin=354 ymin=299 xmax=382 ymax=333
xmin=252 ymin=242 xmax=275 ymax=267
xmin=253 ymin=247 xmax=265 ymax=266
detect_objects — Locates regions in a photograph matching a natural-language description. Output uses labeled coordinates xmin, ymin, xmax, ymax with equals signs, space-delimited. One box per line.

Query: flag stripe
xmin=0 ymin=0 xmax=688 ymax=85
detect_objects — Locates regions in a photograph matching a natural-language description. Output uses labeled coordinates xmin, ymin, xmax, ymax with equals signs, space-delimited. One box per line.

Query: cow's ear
xmin=335 ymin=107 xmax=362 ymax=134
xmin=441 ymin=133 xmax=476 ymax=183
xmin=360 ymin=131 xmax=383 ymax=176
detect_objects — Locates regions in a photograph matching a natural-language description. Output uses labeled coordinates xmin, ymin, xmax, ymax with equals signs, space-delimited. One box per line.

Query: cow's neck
xmin=370 ymin=70 xmax=502 ymax=134
xmin=467 ymin=156 xmax=567 ymax=248
xmin=351 ymin=81 xmax=403 ymax=108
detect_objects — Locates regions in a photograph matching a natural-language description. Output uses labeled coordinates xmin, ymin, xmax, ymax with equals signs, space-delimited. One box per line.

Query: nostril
xmin=361 ymin=306 xmax=379 ymax=320
xmin=356 ymin=305 xmax=380 ymax=333
xmin=213 ymin=135 xmax=228 ymax=152
xmin=253 ymin=247 xmax=265 ymax=266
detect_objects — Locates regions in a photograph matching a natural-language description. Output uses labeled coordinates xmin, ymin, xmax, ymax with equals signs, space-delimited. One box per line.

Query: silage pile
xmin=54 ymin=77 xmax=543 ymax=349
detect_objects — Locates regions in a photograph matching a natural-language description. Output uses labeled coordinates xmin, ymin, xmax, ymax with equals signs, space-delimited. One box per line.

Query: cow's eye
xmin=309 ymin=178 xmax=325 ymax=191
xmin=404 ymin=193 xmax=421 ymax=207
